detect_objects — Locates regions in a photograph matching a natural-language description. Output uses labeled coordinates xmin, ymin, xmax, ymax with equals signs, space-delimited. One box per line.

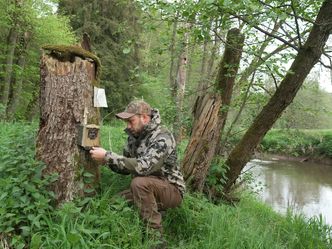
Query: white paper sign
xmin=94 ymin=87 xmax=108 ymax=107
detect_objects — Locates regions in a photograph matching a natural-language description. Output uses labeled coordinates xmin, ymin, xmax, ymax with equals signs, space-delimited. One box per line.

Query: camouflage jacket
xmin=105 ymin=109 xmax=186 ymax=195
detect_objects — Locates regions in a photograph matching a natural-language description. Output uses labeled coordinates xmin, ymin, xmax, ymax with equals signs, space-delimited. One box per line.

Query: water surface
xmin=245 ymin=159 xmax=332 ymax=225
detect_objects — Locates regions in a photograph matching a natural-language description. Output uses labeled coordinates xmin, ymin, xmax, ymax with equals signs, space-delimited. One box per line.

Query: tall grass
xmin=0 ymin=122 xmax=331 ymax=248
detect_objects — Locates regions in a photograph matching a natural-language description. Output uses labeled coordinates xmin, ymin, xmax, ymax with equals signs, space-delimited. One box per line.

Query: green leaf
xmin=33 ymin=219 xmax=41 ymax=229
xmin=5 ymin=226 xmax=15 ymax=233
xmin=0 ymin=192 xmax=8 ymax=201
xmin=28 ymin=214 xmax=35 ymax=221
xmin=122 ymin=48 xmax=131 ymax=54
xmin=83 ymin=172 xmax=94 ymax=178
xmin=5 ymin=213 xmax=15 ymax=218
xmin=78 ymin=197 xmax=92 ymax=206
xmin=84 ymin=188 xmax=95 ymax=194
xmin=30 ymin=234 xmax=42 ymax=249
xmin=67 ymin=231 xmax=80 ymax=244
xmin=17 ymin=243 xmax=25 ymax=249
xmin=20 ymin=226 xmax=31 ymax=237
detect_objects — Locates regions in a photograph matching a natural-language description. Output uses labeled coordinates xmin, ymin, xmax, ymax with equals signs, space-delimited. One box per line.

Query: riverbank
xmin=255 ymin=152 xmax=332 ymax=166
xmin=259 ymin=129 xmax=332 ymax=163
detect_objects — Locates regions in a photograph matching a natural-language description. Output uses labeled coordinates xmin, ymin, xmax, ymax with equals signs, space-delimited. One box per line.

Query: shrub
xmin=261 ymin=129 xmax=332 ymax=158
xmin=317 ymin=134 xmax=332 ymax=158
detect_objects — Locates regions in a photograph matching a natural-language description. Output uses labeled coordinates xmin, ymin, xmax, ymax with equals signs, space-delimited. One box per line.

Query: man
xmin=90 ymin=100 xmax=185 ymax=244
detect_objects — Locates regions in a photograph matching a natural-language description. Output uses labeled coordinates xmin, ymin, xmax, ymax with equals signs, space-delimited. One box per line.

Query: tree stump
xmin=36 ymin=45 xmax=101 ymax=204
xmin=182 ymin=93 xmax=222 ymax=191
xmin=182 ymin=28 xmax=244 ymax=192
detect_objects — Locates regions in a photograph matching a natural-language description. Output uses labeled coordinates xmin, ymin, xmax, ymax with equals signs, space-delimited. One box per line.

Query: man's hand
xmin=90 ymin=147 xmax=107 ymax=163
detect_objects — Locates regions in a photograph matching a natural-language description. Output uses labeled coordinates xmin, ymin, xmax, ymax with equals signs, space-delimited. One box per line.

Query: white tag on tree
xmin=94 ymin=87 xmax=108 ymax=107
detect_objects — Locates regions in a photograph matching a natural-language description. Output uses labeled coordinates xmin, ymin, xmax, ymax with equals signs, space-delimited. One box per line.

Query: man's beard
xmin=130 ymin=119 xmax=144 ymax=137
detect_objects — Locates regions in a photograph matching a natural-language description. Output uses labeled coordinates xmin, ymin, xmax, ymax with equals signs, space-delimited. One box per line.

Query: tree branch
xmin=280 ymin=22 xmax=298 ymax=42
xmin=257 ymin=0 xmax=317 ymax=25
xmin=223 ymin=71 xmax=256 ymax=148
xmin=290 ymin=0 xmax=302 ymax=47
xmin=230 ymin=12 xmax=299 ymax=51
xmin=318 ymin=59 xmax=332 ymax=70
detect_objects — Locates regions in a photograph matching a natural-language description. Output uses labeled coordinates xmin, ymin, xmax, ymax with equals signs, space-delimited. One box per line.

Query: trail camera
xmin=77 ymin=124 xmax=100 ymax=149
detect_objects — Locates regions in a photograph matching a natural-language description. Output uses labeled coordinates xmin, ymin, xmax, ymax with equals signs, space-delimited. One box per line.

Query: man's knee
xmin=130 ymin=176 xmax=149 ymax=191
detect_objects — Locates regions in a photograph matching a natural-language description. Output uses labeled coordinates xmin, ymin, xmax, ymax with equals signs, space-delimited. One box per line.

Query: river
xmin=245 ymin=158 xmax=332 ymax=225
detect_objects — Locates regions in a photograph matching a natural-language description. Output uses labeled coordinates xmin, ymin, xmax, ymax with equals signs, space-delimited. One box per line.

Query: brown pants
xmin=120 ymin=176 xmax=182 ymax=231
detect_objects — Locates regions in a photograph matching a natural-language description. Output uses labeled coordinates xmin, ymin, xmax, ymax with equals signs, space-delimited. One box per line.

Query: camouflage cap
xmin=116 ymin=100 xmax=152 ymax=120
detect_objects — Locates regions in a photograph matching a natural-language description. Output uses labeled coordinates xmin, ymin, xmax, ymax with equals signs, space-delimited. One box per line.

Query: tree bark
xmin=0 ymin=26 xmax=18 ymax=110
xmin=215 ymin=28 xmax=245 ymax=134
xmin=206 ymin=34 xmax=221 ymax=83
xmin=36 ymin=47 xmax=101 ymax=204
xmin=222 ymin=0 xmax=332 ymax=193
xmin=206 ymin=19 xmax=223 ymax=83
xmin=169 ymin=12 xmax=179 ymax=96
xmin=197 ymin=39 xmax=208 ymax=92
xmin=174 ymin=27 xmax=189 ymax=144
xmin=6 ymin=31 xmax=30 ymax=120
xmin=182 ymin=28 xmax=244 ymax=191
xmin=182 ymin=94 xmax=222 ymax=191
xmin=186 ymin=42 xmax=195 ymax=89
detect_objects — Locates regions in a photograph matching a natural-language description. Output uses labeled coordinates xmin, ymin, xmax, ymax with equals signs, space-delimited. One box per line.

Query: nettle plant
xmin=0 ymin=123 xmax=57 ymax=248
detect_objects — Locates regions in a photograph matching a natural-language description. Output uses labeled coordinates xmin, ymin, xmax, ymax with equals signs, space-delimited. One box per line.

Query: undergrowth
xmin=0 ymin=122 xmax=331 ymax=249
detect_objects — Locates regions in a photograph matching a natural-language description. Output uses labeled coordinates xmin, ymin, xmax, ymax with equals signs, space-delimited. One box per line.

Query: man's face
xmin=126 ymin=114 xmax=148 ymax=136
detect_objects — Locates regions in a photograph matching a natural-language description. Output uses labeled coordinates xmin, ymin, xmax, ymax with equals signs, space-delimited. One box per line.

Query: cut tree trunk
xmin=36 ymin=46 xmax=101 ymax=204
xmin=182 ymin=28 xmax=244 ymax=191
xmin=221 ymin=0 xmax=332 ymax=193
xmin=182 ymin=94 xmax=222 ymax=191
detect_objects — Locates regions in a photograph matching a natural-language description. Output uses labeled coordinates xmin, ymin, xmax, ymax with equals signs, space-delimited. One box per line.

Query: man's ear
xmin=142 ymin=114 xmax=151 ymax=124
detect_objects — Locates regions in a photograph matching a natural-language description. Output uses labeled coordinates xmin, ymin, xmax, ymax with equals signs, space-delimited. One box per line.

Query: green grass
xmin=0 ymin=122 xmax=331 ymax=248
xmin=100 ymin=120 xmax=128 ymax=154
